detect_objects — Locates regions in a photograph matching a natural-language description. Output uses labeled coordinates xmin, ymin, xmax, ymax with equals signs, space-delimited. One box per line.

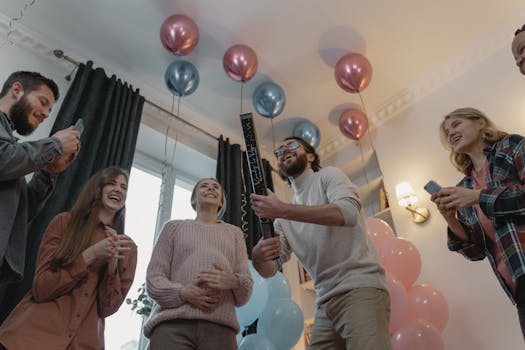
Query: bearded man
xmin=0 ymin=71 xmax=80 ymax=291
xmin=250 ymin=136 xmax=391 ymax=350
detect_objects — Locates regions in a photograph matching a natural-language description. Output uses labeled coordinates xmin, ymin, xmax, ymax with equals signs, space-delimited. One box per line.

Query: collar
xmin=482 ymin=140 xmax=497 ymax=156
xmin=290 ymin=168 xmax=315 ymax=193
xmin=0 ymin=110 xmax=14 ymax=130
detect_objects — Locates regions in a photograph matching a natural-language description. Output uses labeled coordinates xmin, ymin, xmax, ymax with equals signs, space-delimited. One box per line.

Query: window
xmin=105 ymin=167 xmax=161 ymax=350
xmin=170 ymin=178 xmax=196 ymax=220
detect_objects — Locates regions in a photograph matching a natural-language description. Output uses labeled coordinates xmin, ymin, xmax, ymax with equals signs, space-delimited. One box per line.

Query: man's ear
xmin=10 ymin=82 xmax=24 ymax=99
xmin=306 ymin=153 xmax=315 ymax=164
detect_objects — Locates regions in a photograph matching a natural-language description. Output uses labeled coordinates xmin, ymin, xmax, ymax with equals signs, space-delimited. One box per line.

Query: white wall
xmin=374 ymin=45 xmax=525 ymax=349
xmin=0 ymin=44 xmax=73 ymax=141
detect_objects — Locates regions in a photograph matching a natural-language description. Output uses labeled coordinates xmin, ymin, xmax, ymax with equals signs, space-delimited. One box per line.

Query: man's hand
xmin=45 ymin=147 xmax=80 ymax=174
xmin=250 ymin=189 xmax=285 ymax=219
xmin=180 ymin=278 xmax=221 ymax=312
xmin=52 ymin=126 xmax=81 ymax=155
xmin=252 ymin=235 xmax=281 ymax=264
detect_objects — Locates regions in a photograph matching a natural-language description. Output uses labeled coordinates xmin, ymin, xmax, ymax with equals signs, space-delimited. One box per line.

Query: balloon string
xmin=169 ymin=96 xmax=181 ymax=166
xmin=0 ymin=0 xmax=36 ymax=48
xmin=271 ymin=118 xmax=276 ymax=154
xmin=359 ymin=92 xmax=377 ymax=154
xmin=240 ymin=83 xmax=244 ymax=115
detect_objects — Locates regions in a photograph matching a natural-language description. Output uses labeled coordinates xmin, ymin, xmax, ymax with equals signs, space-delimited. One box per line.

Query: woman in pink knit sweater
xmin=144 ymin=178 xmax=253 ymax=350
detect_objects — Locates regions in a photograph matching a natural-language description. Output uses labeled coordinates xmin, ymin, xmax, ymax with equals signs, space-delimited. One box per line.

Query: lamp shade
xmin=396 ymin=182 xmax=418 ymax=207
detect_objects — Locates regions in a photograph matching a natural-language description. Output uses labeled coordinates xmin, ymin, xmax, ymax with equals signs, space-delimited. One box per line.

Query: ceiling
xmin=1 ymin=0 xmax=524 ymax=158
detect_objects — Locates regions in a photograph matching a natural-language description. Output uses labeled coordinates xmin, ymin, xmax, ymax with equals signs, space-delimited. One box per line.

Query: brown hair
xmin=50 ymin=167 xmax=128 ymax=270
xmin=190 ymin=178 xmax=227 ymax=219
xmin=278 ymin=136 xmax=322 ymax=181
xmin=0 ymin=71 xmax=59 ymax=100
xmin=439 ymin=107 xmax=507 ymax=175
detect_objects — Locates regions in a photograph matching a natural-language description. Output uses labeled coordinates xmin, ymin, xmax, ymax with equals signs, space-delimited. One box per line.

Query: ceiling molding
xmin=318 ymin=17 xmax=521 ymax=161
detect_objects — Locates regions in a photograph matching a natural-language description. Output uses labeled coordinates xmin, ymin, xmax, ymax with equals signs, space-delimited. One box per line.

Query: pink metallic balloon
xmin=160 ymin=14 xmax=199 ymax=56
xmin=338 ymin=108 xmax=369 ymax=141
xmin=334 ymin=53 xmax=372 ymax=93
xmin=407 ymin=284 xmax=449 ymax=332
xmin=223 ymin=44 xmax=258 ymax=82
xmin=391 ymin=319 xmax=444 ymax=350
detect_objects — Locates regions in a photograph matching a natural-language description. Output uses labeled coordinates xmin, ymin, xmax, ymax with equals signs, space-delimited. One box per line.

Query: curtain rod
xmin=52 ymin=49 xmax=218 ymax=141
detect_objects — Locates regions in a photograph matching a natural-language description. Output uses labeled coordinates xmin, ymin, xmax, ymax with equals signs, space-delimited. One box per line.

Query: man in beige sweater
xmin=251 ymin=136 xmax=391 ymax=350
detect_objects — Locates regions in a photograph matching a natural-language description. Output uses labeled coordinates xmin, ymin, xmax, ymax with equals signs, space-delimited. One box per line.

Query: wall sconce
xmin=395 ymin=182 xmax=429 ymax=223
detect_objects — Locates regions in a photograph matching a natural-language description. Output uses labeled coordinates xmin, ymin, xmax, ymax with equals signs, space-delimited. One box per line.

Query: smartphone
xmin=73 ymin=118 xmax=84 ymax=135
xmin=424 ymin=180 xmax=442 ymax=195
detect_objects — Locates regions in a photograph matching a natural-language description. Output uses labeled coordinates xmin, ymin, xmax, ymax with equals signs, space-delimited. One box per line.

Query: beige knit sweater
xmin=143 ymin=219 xmax=253 ymax=338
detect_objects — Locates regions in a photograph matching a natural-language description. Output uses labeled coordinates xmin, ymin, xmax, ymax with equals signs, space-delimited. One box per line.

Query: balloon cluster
xmin=161 ymin=14 xmax=200 ymax=97
xmin=236 ymin=262 xmax=304 ymax=350
xmin=334 ymin=53 xmax=373 ymax=141
xmin=366 ymin=218 xmax=448 ymax=350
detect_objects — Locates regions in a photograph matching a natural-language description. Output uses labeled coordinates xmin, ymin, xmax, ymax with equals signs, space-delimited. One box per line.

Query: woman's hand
xmin=82 ymin=226 xmax=132 ymax=267
xmin=196 ymin=264 xmax=240 ymax=290
xmin=432 ymin=187 xmax=481 ymax=212
xmin=180 ymin=277 xmax=221 ymax=312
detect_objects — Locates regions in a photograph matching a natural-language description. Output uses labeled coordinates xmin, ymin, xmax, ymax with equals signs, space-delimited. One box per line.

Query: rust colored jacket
xmin=0 ymin=212 xmax=137 ymax=350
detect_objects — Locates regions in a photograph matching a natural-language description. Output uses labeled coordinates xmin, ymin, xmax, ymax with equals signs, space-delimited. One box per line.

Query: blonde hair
xmin=190 ymin=178 xmax=227 ymax=219
xmin=439 ymin=107 xmax=507 ymax=175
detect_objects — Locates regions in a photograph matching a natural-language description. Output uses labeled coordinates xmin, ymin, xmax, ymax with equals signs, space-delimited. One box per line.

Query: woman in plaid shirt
xmin=431 ymin=107 xmax=525 ymax=340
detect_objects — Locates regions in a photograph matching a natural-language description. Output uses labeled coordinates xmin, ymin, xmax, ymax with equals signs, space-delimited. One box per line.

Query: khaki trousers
xmin=149 ymin=319 xmax=237 ymax=350
xmin=309 ymin=288 xmax=391 ymax=350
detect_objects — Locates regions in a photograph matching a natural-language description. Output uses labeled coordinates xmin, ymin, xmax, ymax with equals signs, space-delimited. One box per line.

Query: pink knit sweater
xmin=143 ymin=219 xmax=253 ymax=338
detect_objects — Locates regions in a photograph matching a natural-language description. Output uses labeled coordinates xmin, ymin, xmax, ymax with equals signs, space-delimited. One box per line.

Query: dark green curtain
xmin=216 ymin=135 xmax=274 ymax=258
xmin=0 ymin=61 xmax=145 ymax=322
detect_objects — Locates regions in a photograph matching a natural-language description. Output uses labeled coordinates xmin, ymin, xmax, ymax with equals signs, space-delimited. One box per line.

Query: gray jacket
xmin=0 ymin=111 xmax=61 ymax=285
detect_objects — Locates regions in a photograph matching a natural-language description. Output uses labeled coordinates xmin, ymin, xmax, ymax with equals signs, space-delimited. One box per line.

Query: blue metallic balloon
xmin=293 ymin=120 xmax=321 ymax=148
xmin=164 ymin=60 xmax=199 ymax=97
xmin=252 ymin=81 xmax=286 ymax=119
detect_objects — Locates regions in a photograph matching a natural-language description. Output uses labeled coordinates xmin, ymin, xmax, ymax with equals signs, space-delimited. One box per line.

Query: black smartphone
xmin=73 ymin=118 xmax=84 ymax=135
xmin=424 ymin=180 xmax=442 ymax=195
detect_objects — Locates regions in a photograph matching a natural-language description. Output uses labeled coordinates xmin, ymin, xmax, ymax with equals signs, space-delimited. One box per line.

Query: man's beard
xmin=279 ymin=153 xmax=308 ymax=178
xmin=9 ymin=96 xmax=35 ymax=136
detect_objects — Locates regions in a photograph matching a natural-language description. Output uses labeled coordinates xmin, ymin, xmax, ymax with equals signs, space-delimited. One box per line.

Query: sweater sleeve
xmin=0 ymin=117 xmax=62 ymax=181
xmin=322 ymin=167 xmax=362 ymax=226
xmin=146 ymin=221 xmax=185 ymax=308
xmin=32 ymin=213 xmax=90 ymax=302
xmin=231 ymin=228 xmax=253 ymax=307
xmin=97 ymin=236 xmax=138 ymax=317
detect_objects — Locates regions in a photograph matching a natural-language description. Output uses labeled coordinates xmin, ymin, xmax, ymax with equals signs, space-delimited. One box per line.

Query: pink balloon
xmin=366 ymin=218 xmax=395 ymax=251
xmin=223 ymin=44 xmax=258 ymax=82
xmin=334 ymin=53 xmax=373 ymax=93
xmin=380 ymin=237 xmax=421 ymax=289
xmin=160 ymin=15 xmax=199 ymax=56
xmin=391 ymin=319 xmax=444 ymax=350
xmin=407 ymin=284 xmax=449 ymax=332
xmin=339 ymin=108 xmax=368 ymax=141
xmin=385 ymin=272 xmax=408 ymax=334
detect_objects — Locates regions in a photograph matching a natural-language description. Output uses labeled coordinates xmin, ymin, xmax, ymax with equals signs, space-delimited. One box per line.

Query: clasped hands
xmin=180 ymin=264 xmax=239 ymax=312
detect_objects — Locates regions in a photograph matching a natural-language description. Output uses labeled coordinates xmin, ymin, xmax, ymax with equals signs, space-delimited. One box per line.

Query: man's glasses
xmin=274 ymin=140 xmax=301 ymax=159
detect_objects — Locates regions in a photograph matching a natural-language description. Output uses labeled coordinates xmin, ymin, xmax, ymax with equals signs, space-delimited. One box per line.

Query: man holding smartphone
xmin=0 ymin=71 xmax=81 ymax=318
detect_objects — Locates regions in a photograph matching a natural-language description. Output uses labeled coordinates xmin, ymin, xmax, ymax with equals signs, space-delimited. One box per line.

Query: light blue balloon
xmin=252 ymin=81 xmax=286 ymax=119
xmin=257 ymin=299 xmax=304 ymax=350
xmin=239 ymin=334 xmax=276 ymax=350
xmin=266 ymin=272 xmax=291 ymax=300
xmin=235 ymin=261 xmax=269 ymax=327
xmin=164 ymin=60 xmax=199 ymax=97
xmin=293 ymin=120 xmax=320 ymax=148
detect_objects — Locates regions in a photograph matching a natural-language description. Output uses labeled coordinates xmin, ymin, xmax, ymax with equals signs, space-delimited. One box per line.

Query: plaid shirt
xmin=448 ymin=134 xmax=525 ymax=302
